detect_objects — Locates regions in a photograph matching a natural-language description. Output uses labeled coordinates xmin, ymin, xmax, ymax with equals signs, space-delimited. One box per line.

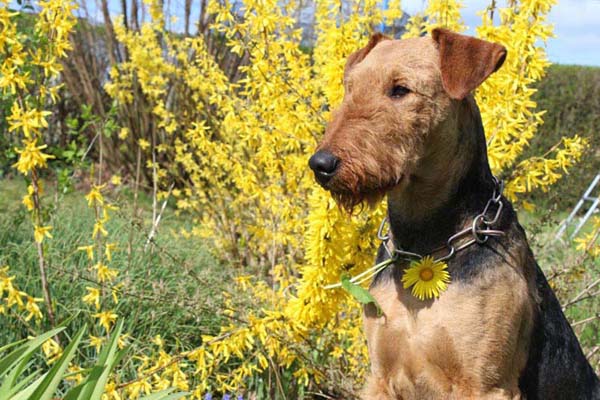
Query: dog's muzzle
xmin=309 ymin=150 xmax=339 ymax=186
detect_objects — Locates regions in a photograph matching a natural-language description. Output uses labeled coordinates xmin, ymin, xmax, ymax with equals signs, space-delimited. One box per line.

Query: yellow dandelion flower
xmin=401 ymin=256 xmax=450 ymax=301
xmin=34 ymin=225 xmax=53 ymax=243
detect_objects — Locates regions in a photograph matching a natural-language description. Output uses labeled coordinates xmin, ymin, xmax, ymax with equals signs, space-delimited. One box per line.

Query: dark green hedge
xmin=527 ymin=64 xmax=600 ymax=210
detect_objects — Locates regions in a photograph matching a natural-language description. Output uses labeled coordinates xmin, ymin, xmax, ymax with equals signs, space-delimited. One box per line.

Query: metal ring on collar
xmin=377 ymin=217 xmax=390 ymax=241
xmin=472 ymin=215 xmax=489 ymax=244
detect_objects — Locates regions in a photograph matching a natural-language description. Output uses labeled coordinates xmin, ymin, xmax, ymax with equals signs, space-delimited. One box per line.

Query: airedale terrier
xmin=309 ymin=29 xmax=600 ymax=399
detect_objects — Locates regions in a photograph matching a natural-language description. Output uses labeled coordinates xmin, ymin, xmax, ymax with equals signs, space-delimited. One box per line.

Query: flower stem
xmin=31 ymin=170 xmax=57 ymax=329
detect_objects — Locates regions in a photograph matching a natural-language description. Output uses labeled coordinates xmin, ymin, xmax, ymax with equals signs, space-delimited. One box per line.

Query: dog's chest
xmin=363 ymin=265 xmax=533 ymax=398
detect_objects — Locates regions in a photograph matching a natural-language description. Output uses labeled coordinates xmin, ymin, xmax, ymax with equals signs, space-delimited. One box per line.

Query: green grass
xmin=0 ymin=178 xmax=231 ymax=378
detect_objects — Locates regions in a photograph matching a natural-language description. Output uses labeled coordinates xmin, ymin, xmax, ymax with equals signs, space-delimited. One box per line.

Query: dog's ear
xmin=432 ymin=28 xmax=507 ymax=100
xmin=344 ymin=33 xmax=390 ymax=80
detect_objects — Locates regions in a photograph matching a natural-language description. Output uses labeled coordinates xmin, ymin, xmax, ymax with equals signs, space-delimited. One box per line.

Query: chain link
xmin=379 ymin=177 xmax=506 ymax=264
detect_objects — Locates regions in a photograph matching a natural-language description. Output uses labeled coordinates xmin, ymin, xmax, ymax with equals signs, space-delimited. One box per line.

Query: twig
xmin=572 ymin=313 xmax=600 ymax=328
xmin=586 ymin=346 xmax=599 ymax=360
xmin=31 ymin=170 xmax=57 ymax=330
xmin=127 ymin=145 xmax=142 ymax=267
xmin=144 ymin=183 xmax=175 ymax=250
xmin=563 ymin=279 xmax=600 ymax=311
xmin=80 ymin=131 xmax=100 ymax=162
xmin=150 ymin=129 xmax=158 ymax=247
xmin=267 ymin=353 xmax=287 ymax=400
xmin=307 ymin=392 xmax=337 ymax=399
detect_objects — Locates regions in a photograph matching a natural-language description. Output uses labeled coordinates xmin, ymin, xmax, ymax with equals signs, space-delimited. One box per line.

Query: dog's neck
xmin=386 ymin=96 xmax=496 ymax=254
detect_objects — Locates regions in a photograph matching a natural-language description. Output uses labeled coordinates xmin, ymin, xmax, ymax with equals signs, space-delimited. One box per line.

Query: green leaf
xmin=6 ymin=371 xmax=42 ymax=399
xmin=64 ymin=320 xmax=125 ymax=400
xmin=9 ymin=374 xmax=47 ymax=400
xmin=0 ymin=328 xmax=65 ymax=397
xmin=341 ymin=275 xmax=383 ymax=317
xmin=0 ymin=339 xmax=27 ymax=355
xmin=29 ymin=325 xmax=86 ymax=400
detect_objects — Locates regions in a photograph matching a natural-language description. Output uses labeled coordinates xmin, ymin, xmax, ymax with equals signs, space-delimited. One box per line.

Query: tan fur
xmin=318 ymin=36 xmax=458 ymax=212
xmin=317 ymin=31 xmax=506 ymax=216
xmin=361 ymin=240 xmax=534 ymax=400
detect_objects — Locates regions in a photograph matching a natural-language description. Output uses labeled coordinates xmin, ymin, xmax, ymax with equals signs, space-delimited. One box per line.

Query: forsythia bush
xmin=1 ymin=0 xmax=592 ymax=397
xmin=104 ymin=0 xmax=586 ymax=396
xmin=1 ymin=0 xmax=76 ymax=330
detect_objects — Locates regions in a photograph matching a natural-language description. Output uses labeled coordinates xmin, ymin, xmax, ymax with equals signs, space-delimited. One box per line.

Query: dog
xmin=308 ymin=28 xmax=600 ymax=399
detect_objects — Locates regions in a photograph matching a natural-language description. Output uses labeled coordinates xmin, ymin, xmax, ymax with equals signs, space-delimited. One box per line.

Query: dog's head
xmin=308 ymin=29 xmax=506 ymax=212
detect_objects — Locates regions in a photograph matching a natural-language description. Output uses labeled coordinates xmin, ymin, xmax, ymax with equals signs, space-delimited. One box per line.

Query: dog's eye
xmin=389 ymin=85 xmax=410 ymax=98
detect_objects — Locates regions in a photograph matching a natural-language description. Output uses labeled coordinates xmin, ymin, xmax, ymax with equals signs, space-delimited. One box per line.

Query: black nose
xmin=309 ymin=150 xmax=340 ymax=185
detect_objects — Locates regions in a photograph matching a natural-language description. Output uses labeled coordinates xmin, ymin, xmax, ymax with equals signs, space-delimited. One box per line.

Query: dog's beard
xmin=327 ymin=173 xmax=401 ymax=214
xmin=330 ymin=189 xmax=386 ymax=214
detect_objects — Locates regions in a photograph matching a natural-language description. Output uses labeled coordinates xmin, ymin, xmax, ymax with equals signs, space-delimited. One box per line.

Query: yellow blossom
xmin=105 ymin=242 xmax=117 ymax=261
xmin=65 ymin=364 xmax=84 ymax=384
xmin=110 ymin=175 xmax=122 ymax=186
xmin=24 ymin=295 xmax=43 ymax=321
xmin=7 ymin=103 xmax=51 ymax=138
xmin=118 ymin=127 xmax=129 ymax=139
xmin=13 ymin=140 xmax=55 ymax=174
xmin=22 ymin=193 xmax=34 ymax=211
xmin=89 ymin=334 xmax=106 ymax=352
xmin=78 ymin=244 xmax=95 ymax=260
xmin=93 ymin=262 xmax=118 ymax=283
xmin=138 ymin=139 xmax=150 ymax=150
xmin=93 ymin=310 xmax=118 ymax=332
xmin=82 ymin=286 xmax=101 ymax=309
xmin=93 ymin=215 xmax=109 ymax=238
xmin=117 ymin=333 xmax=131 ymax=349
xmin=402 ymin=257 xmax=451 ymax=300
xmin=104 ymin=381 xmax=122 ymax=400
xmin=42 ymin=338 xmax=62 ymax=364
xmin=85 ymin=184 xmax=106 ymax=207
xmin=33 ymin=225 xmax=53 ymax=243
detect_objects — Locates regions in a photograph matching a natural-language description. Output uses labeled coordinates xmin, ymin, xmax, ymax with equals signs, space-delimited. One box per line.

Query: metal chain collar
xmin=377 ymin=177 xmax=506 ymax=264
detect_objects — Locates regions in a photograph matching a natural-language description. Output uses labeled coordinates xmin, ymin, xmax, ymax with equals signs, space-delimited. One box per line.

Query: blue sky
xmin=88 ymin=0 xmax=600 ymax=66
xmin=402 ymin=0 xmax=600 ymax=66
